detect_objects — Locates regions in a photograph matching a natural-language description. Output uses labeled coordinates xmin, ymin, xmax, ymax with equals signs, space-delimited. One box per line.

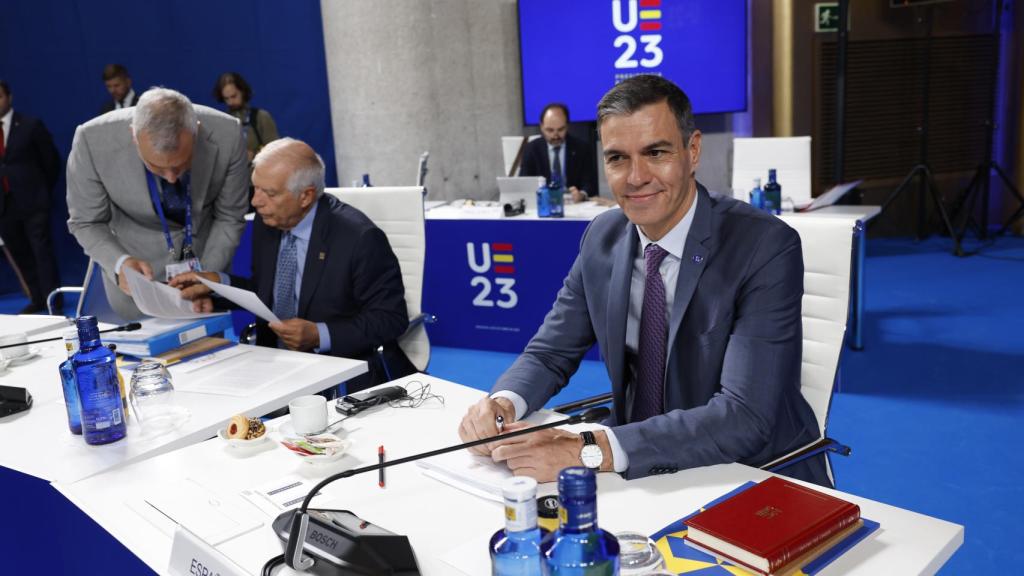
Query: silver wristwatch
xmin=579 ymin=431 xmax=603 ymax=470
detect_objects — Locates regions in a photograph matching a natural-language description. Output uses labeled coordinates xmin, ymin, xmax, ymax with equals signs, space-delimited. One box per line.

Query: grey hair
xmin=132 ymin=87 xmax=198 ymax=152
xmin=597 ymin=75 xmax=697 ymax=145
xmin=252 ymin=137 xmax=326 ymax=198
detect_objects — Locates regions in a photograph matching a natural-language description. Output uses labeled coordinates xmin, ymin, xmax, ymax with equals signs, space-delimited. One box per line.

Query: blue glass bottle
xmin=58 ymin=328 xmax=82 ymax=435
xmin=547 ymin=177 xmax=565 ymax=218
xmin=537 ymin=182 xmax=552 ymax=217
xmin=541 ymin=467 xmax=620 ymax=575
xmin=490 ymin=476 xmax=546 ymax=576
xmin=74 ymin=316 xmax=127 ymax=445
xmin=763 ymin=169 xmax=782 ymax=215
xmin=749 ymin=177 xmax=765 ymax=211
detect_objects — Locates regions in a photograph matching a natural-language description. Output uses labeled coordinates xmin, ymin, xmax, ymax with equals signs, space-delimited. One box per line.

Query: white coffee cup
xmin=0 ymin=333 xmax=29 ymax=361
xmin=288 ymin=395 xmax=327 ymax=435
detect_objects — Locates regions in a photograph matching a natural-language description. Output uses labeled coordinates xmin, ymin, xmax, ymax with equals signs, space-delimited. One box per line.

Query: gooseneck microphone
xmin=0 ymin=322 xmax=143 ymax=350
xmin=278 ymin=405 xmax=612 ymax=573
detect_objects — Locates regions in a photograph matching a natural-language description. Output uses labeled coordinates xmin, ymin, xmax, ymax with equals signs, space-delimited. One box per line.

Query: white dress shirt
xmin=1 ymin=108 xmax=13 ymax=148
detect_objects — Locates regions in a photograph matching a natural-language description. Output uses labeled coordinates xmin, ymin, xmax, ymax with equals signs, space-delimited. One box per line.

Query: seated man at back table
xmin=519 ymin=103 xmax=598 ymax=203
xmin=171 ymin=138 xmax=416 ymax=392
xmin=459 ymin=75 xmax=831 ymax=487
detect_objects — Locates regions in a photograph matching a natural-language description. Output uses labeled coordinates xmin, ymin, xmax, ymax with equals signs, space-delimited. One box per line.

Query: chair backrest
xmin=325 ymin=187 xmax=429 ymax=371
xmin=77 ymin=259 xmax=128 ymax=325
xmin=732 ymin=136 xmax=813 ymax=206
xmin=779 ymin=215 xmax=854 ymax=439
xmin=501 ymin=135 xmax=542 ymax=177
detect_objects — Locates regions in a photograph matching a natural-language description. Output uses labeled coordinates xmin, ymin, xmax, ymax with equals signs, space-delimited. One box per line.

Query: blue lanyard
xmin=145 ymin=170 xmax=193 ymax=260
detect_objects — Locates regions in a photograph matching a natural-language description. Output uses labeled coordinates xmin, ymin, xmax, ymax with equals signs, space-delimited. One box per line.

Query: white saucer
xmin=275 ymin=420 xmax=344 ymax=439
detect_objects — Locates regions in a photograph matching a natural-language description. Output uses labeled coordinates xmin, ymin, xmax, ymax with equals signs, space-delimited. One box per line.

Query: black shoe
xmin=18 ymin=303 xmax=44 ymax=314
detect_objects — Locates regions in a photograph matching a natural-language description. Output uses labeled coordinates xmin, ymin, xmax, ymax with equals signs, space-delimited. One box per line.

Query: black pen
xmin=378 ymin=445 xmax=385 ymax=488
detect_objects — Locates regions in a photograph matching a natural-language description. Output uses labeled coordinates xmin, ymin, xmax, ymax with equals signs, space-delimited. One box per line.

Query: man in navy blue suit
xmin=519 ymin=103 xmax=598 ymax=202
xmin=460 ymin=76 xmax=830 ymax=487
xmin=172 ymin=138 xmax=415 ymax=391
xmin=0 ymin=80 xmax=61 ymax=313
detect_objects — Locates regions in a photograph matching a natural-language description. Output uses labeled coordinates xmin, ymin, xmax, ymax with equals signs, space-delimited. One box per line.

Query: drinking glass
xmin=616 ymin=531 xmax=667 ymax=575
xmin=129 ymin=362 xmax=179 ymax=432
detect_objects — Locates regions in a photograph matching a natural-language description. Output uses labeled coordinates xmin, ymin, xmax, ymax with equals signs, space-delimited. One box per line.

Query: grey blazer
xmin=493 ymin=185 xmax=830 ymax=486
xmin=66 ymin=105 xmax=249 ymax=319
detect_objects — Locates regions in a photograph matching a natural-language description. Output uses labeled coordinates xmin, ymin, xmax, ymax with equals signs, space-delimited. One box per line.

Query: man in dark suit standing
xmin=98 ymin=64 xmax=138 ymax=115
xmin=172 ymin=138 xmax=416 ymax=392
xmin=459 ymin=76 xmax=829 ymax=487
xmin=0 ymin=80 xmax=61 ymax=313
xmin=519 ymin=103 xmax=598 ymax=202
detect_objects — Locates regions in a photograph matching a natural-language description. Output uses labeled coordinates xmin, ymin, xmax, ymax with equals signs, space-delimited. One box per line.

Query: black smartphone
xmin=335 ymin=385 xmax=408 ymax=415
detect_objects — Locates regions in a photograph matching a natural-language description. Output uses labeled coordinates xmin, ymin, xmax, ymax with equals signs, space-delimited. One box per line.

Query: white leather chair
xmin=325 ymin=186 xmax=433 ymax=372
xmin=555 ymin=216 xmax=856 ymax=485
xmin=760 ymin=215 xmax=855 ymax=484
xmin=47 ymin=259 xmax=128 ymax=325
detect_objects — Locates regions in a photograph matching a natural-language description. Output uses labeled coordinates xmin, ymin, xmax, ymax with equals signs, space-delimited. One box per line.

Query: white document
xmin=416 ymin=411 xmax=567 ymax=501
xmin=170 ymin=353 xmax=305 ymax=396
xmin=197 ymin=277 xmax=280 ymax=323
xmin=732 ymin=136 xmax=813 ymax=206
xmin=124 ymin=267 xmax=218 ymax=319
xmin=143 ymin=478 xmax=263 ymax=546
xmin=796 ymin=180 xmax=863 ymax=212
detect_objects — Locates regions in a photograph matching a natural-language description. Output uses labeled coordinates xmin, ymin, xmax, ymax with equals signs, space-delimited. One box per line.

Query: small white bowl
xmin=217 ymin=427 xmax=271 ymax=448
xmin=280 ymin=433 xmax=351 ymax=465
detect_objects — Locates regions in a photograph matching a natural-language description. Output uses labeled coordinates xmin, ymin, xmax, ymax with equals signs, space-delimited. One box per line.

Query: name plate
xmin=168 ymin=526 xmax=249 ymax=576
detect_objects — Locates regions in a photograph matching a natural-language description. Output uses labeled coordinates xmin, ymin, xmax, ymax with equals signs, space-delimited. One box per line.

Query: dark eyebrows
xmin=642 ymin=140 xmax=674 ymax=152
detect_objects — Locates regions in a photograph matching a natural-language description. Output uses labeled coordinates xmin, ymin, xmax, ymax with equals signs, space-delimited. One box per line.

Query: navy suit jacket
xmin=0 ymin=112 xmax=60 ymax=217
xmin=519 ymin=133 xmax=598 ymax=197
xmin=493 ymin=185 xmax=830 ymax=486
xmin=229 ymin=194 xmax=415 ymax=390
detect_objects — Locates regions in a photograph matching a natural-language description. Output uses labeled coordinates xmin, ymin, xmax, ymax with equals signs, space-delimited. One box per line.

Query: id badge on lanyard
xmin=145 ymin=170 xmax=203 ymax=281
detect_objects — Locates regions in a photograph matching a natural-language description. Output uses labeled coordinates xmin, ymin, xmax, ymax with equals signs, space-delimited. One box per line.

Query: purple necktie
xmin=631 ymin=243 xmax=670 ymax=423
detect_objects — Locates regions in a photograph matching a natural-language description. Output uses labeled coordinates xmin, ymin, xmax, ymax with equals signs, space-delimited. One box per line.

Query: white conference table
xmin=56 ymin=374 xmax=962 ymax=576
xmin=0 ymin=314 xmax=367 ymax=483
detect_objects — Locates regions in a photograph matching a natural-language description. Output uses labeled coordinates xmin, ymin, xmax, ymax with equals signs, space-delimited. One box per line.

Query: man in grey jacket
xmin=458 ymin=75 xmax=829 ymax=487
xmin=67 ymin=87 xmax=248 ymax=319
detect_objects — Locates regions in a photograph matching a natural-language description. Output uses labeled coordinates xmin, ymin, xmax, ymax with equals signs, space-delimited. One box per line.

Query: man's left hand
xmin=489 ymin=422 xmax=605 ymax=482
xmin=268 ymin=318 xmax=320 ymax=351
xmin=568 ymin=187 xmax=587 ymax=203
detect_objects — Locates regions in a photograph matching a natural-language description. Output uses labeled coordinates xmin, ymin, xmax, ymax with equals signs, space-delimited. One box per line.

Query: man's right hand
xmin=117 ymin=257 xmax=154 ymax=295
xmin=167 ymin=270 xmax=221 ymax=300
xmin=458 ymin=396 xmax=516 ymax=456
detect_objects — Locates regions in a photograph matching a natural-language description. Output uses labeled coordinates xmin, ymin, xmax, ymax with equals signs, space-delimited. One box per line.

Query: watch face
xmin=580 ymin=444 xmax=603 ymax=469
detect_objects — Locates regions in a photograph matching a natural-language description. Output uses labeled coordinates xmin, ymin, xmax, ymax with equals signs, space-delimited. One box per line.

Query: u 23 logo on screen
xmin=612 ymin=0 xmax=664 ymax=70
xmin=466 ymin=243 xmax=518 ymax=309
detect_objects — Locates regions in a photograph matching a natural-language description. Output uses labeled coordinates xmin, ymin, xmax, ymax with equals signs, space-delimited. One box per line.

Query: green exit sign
xmin=815 ymin=3 xmax=848 ymax=33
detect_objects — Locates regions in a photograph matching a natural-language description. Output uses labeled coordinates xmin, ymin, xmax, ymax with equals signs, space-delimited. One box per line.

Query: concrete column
xmin=321 ymin=0 xmax=522 ymax=200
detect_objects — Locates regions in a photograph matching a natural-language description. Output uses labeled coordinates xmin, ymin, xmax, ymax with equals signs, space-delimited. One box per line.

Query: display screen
xmin=517 ymin=0 xmax=748 ymax=123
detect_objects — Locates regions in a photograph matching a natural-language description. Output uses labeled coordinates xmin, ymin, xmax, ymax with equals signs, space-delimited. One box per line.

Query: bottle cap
xmin=753 ymin=177 xmax=761 ymax=187
xmin=536 ymin=495 xmax=560 ymax=518
xmin=501 ymin=476 xmax=538 ymax=503
xmin=558 ymin=466 xmax=596 ymax=498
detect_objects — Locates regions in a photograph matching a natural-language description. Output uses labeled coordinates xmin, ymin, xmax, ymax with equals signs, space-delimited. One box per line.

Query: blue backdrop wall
xmin=0 ymin=0 xmax=335 ymax=296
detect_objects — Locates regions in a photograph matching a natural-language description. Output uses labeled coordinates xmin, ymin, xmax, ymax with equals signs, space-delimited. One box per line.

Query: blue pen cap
xmin=75 ymin=315 xmax=100 ymax=343
xmin=558 ymin=466 xmax=596 ymax=499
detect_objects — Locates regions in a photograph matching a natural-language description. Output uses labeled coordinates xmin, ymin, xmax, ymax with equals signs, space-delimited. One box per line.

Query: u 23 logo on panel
xmin=466 ymin=242 xmax=518 ymax=309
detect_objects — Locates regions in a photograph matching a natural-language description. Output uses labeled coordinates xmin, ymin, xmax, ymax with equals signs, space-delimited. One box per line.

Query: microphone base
xmin=273 ymin=508 xmax=420 ymax=575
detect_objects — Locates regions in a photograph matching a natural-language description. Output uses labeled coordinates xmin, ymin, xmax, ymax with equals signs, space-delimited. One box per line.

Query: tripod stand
xmin=950 ymin=0 xmax=1024 ymax=243
xmin=874 ymin=5 xmax=962 ymax=255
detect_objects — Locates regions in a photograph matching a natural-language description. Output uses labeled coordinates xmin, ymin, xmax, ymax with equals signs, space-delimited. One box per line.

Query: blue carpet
xmin=428 ymin=236 xmax=1024 ymax=576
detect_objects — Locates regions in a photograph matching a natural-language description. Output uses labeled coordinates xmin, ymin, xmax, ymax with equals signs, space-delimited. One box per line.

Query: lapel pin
xmin=319 ymin=252 xmax=326 ymax=261
xmin=692 ymin=255 xmax=704 ymax=263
